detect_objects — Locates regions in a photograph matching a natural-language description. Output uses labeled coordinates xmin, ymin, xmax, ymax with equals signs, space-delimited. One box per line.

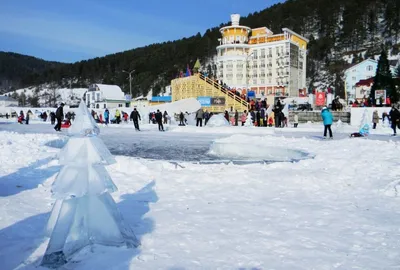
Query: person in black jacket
xmin=155 ymin=110 xmax=164 ymax=131
xmin=54 ymin=103 xmax=64 ymax=131
xmin=179 ymin=112 xmax=185 ymax=126
xmin=389 ymin=105 xmax=400 ymax=136
xmin=130 ymin=108 xmax=141 ymax=131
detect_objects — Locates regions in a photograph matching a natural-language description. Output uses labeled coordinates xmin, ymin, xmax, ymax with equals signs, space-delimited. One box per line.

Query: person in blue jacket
xmin=104 ymin=109 xmax=110 ymax=125
xmin=321 ymin=107 xmax=333 ymax=139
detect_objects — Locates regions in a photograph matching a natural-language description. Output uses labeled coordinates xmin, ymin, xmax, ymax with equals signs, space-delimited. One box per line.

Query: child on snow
xmin=350 ymin=123 xmax=370 ymax=138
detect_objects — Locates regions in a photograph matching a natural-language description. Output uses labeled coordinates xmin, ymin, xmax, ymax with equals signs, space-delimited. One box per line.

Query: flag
xmin=185 ymin=64 xmax=192 ymax=77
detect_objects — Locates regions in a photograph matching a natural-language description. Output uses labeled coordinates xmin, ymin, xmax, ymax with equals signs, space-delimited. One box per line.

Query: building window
xmin=366 ymin=65 xmax=373 ymax=71
xmin=96 ymin=92 xmax=100 ymax=101
xmin=352 ymin=77 xmax=356 ymax=81
xmin=253 ymin=50 xmax=258 ymax=59
xmin=91 ymin=93 xmax=95 ymax=101
xmin=96 ymin=104 xmax=99 ymax=109
xmin=104 ymin=104 xmax=106 ymax=109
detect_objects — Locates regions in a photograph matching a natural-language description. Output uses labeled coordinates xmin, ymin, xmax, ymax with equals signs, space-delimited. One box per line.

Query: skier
xmin=54 ymin=103 xmax=65 ymax=131
xmin=389 ymin=105 xmax=400 ymax=136
xmin=321 ymin=106 xmax=333 ymax=139
xmin=130 ymin=108 xmax=141 ymax=131
xmin=196 ymin=108 xmax=204 ymax=127
xmin=155 ymin=109 xmax=164 ymax=131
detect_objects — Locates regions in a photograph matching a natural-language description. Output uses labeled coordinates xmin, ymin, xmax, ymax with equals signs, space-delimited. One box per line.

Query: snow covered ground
xmin=1 ymin=121 xmax=400 ymax=269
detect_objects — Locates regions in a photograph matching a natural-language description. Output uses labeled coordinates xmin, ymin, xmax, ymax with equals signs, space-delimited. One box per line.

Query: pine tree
xmin=370 ymin=51 xmax=398 ymax=104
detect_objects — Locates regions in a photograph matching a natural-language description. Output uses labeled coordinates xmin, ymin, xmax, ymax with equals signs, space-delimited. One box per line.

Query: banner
xmin=298 ymin=89 xmax=307 ymax=97
xmin=197 ymin=96 xmax=211 ymax=107
xmin=375 ymin=90 xmax=386 ymax=105
xmin=211 ymin=97 xmax=225 ymax=106
xmin=315 ymin=92 xmax=326 ymax=106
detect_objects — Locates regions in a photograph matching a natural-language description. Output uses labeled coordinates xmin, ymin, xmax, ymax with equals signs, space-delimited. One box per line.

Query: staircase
xmin=171 ymin=74 xmax=249 ymax=113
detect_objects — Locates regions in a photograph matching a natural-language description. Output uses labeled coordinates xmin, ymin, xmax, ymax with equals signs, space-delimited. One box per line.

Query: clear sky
xmin=0 ymin=0 xmax=283 ymax=63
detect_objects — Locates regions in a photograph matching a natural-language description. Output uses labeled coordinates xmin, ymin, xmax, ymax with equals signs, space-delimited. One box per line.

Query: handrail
xmin=198 ymin=74 xmax=249 ymax=107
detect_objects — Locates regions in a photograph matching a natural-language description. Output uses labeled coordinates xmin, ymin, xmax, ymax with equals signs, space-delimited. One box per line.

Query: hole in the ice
xmin=45 ymin=138 xmax=313 ymax=165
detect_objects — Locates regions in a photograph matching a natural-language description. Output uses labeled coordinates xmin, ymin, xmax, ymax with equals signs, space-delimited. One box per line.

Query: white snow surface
xmin=1 ymin=123 xmax=400 ymax=269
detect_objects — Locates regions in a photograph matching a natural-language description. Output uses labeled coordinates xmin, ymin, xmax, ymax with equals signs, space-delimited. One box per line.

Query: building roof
xmin=94 ymin=84 xmax=125 ymax=100
xmin=0 ymin=96 xmax=17 ymax=102
xmin=344 ymin=58 xmax=378 ymax=73
xmin=150 ymin=96 xmax=172 ymax=102
xmin=355 ymin=77 xmax=374 ymax=87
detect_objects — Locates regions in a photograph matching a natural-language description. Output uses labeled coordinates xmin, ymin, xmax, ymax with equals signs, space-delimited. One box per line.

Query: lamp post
xmin=122 ymin=69 xmax=135 ymax=98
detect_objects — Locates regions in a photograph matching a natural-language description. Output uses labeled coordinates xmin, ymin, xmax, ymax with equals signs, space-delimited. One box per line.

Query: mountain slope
xmin=2 ymin=0 xmax=400 ymax=98
xmin=0 ymin=52 xmax=65 ymax=93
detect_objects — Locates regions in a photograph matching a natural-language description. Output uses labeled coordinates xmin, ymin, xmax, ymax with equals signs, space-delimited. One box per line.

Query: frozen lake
xmin=0 ymin=122 xmax=316 ymax=164
xmin=0 ymin=121 xmax=397 ymax=164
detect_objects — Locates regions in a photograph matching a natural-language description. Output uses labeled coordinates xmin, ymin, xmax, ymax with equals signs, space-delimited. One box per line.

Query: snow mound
xmin=206 ymin=114 xmax=230 ymax=127
xmin=208 ymin=135 xmax=311 ymax=162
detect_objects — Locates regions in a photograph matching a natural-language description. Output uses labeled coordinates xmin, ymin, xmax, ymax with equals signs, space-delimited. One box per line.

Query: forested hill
xmin=0 ymin=52 xmax=65 ymax=94
xmin=1 ymin=0 xmax=399 ymax=97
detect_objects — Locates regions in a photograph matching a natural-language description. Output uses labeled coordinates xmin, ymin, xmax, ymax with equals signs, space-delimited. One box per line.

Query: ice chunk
xmin=206 ymin=114 xmax=230 ymax=127
xmin=58 ymin=136 xmax=116 ymax=165
xmin=68 ymin=101 xmax=100 ymax=137
xmin=52 ymin=164 xmax=117 ymax=199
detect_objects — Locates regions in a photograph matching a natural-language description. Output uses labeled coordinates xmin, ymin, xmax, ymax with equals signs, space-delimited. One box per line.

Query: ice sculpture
xmin=68 ymin=101 xmax=100 ymax=136
xmin=360 ymin=109 xmax=371 ymax=130
xmin=41 ymin=101 xmax=139 ymax=268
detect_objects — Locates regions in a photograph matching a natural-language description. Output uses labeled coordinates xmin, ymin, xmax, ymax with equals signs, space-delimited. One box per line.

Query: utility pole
xmin=122 ymin=69 xmax=135 ymax=98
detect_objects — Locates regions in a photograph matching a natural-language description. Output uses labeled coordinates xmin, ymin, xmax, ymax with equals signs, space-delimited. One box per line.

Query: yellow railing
xmin=197 ymin=73 xmax=249 ymax=109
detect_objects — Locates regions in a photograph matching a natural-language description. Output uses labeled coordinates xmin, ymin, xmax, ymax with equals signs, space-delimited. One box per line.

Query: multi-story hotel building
xmin=216 ymin=14 xmax=308 ymax=98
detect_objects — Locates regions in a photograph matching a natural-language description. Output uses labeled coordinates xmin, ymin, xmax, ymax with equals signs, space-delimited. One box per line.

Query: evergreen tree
xmin=18 ymin=92 xmax=27 ymax=106
xmin=370 ymin=51 xmax=398 ymax=104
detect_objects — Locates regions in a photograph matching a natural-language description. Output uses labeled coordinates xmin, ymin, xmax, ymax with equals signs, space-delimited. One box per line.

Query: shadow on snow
xmin=0 ymin=156 xmax=60 ymax=197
